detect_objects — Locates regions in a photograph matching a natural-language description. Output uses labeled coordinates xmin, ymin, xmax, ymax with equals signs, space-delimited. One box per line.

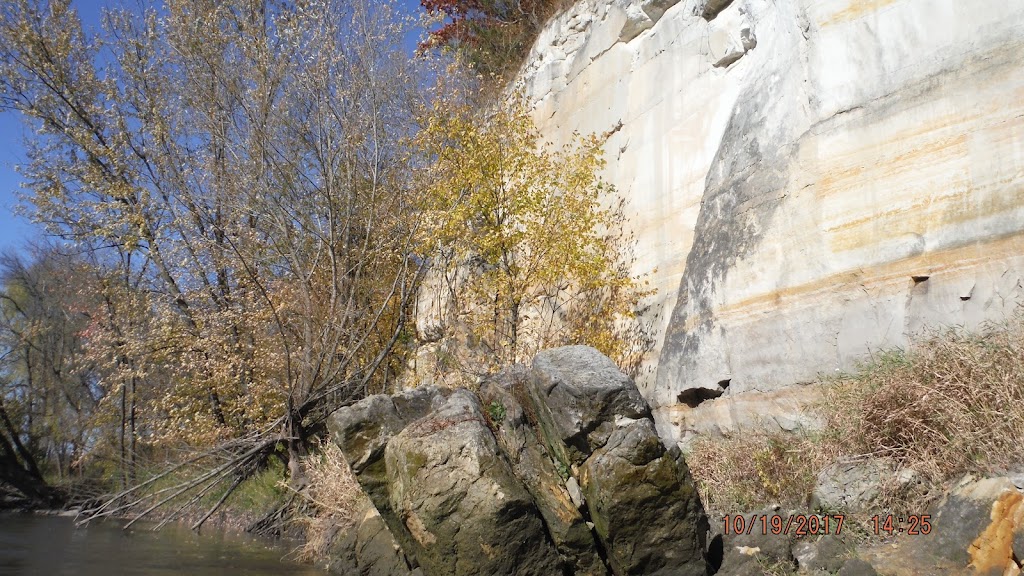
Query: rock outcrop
xmin=323 ymin=500 xmax=416 ymax=576
xmin=856 ymin=475 xmax=1024 ymax=575
xmin=327 ymin=346 xmax=710 ymax=575
xmin=478 ymin=366 xmax=607 ymax=575
xmin=528 ymin=347 xmax=708 ymax=575
xmin=514 ymin=0 xmax=1024 ymax=445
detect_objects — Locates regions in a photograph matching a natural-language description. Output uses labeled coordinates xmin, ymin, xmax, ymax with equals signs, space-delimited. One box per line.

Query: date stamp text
xmin=721 ymin=514 xmax=845 ymax=536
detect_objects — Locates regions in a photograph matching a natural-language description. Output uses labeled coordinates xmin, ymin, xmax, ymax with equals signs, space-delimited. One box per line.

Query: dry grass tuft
xmin=689 ymin=315 xmax=1024 ymax=516
xmin=293 ymin=442 xmax=366 ymax=562
xmin=688 ymin=433 xmax=827 ymax=514
xmin=822 ymin=319 xmax=1024 ymax=508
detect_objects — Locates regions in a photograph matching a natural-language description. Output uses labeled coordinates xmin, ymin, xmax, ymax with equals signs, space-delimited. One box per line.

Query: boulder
xmin=527 ymin=346 xmax=708 ymax=575
xmin=327 ymin=387 xmax=451 ymax=571
xmin=527 ymin=345 xmax=650 ymax=468
xmin=580 ymin=419 xmax=708 ymax=575
xmin=325 ymin=502 xmax=415 ymax=576
xmin=326 ymin=346 xmax=713 ymax=575
xmin=384 ymin=389 xmax=563 ymax=576
xmin=327 ymin=387 xmax=448 ymax=506
xmin=715 ymin=508 xmax=796 ymax=576
xmin=855 ymin=476 xmax=1024 ymax=576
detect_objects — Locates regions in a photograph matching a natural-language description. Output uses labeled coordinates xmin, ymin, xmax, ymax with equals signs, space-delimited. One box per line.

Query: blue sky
xmin=0 ymin=0 xmax=427 ymax=255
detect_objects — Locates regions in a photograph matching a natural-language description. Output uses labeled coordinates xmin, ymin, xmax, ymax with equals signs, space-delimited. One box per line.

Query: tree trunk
xmin=0 ymin=411 xmax=60 ymax=507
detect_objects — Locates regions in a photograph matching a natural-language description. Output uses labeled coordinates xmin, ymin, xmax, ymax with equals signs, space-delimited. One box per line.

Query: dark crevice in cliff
xmin=678 ymin=386 xmax=725 ymax=408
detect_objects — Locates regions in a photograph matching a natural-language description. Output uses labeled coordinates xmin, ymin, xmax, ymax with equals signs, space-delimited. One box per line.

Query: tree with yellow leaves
xmin=416 ymin=95 xmax=651 ymax=376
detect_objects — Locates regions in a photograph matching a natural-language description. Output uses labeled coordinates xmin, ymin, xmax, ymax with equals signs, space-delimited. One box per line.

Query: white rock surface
xmin=707 ymin=3 xmax=756 ymax=68
xmin=664 ymin=384 xmax=823 ymax=446
xmin=513 ymin=0 xmax=1024 ymax=444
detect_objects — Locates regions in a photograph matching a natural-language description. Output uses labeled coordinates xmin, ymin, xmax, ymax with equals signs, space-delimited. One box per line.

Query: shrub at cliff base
xmin=689 ymin=315 xmax=1024 ymax=516
xmin=293 ymin=443 xmax=365 ymax=562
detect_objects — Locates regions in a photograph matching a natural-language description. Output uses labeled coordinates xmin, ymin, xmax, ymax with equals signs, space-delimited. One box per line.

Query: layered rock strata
xmin=515 ymin=0 xmax=1024 ymax=444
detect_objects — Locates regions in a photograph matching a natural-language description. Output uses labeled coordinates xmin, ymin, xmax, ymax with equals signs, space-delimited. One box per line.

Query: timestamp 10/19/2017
xmin=721 ymin=514 xmax=934 ymax=537
xmin=722 ymin=514 xmax=845 ymax=536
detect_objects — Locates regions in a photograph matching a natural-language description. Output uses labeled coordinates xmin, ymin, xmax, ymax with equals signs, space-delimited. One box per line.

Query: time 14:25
xmin=871 ymin=514 xmax=932 ymax=535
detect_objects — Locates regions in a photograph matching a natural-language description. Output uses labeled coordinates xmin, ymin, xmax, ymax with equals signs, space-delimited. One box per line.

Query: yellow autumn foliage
xmin=415 ymin=94 xmax=653 ymax=374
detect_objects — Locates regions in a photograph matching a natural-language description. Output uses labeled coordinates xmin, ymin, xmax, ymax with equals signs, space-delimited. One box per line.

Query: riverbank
xmin=0 ymin=470 xmax=314 ymax=572
xmin=0 ymin=513 xmax=327 ymax=576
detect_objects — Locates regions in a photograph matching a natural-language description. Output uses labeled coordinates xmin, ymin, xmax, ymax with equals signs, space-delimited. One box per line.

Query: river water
xmin=0 ymin=514 xmax=329 ymax=575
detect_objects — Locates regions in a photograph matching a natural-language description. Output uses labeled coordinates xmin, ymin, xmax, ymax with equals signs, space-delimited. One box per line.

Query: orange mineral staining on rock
xmin=968 ymin=490 xmax=1023 ymax=575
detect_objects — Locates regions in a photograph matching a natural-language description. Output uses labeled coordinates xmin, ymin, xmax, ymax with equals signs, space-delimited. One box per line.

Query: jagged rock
xmin=708 ymin=4 xmax=756 ymax=68
xmin=700 ymin=0 xmax=733 ymax=20
xmin=325 ymin=501 xmax=415 ymax=576
xmin=619 ymin=0 xmax=680 ymax=41
xmin=327 ymin=387 xmax=448 ymax=506
xmin=527 ymin=345 xmax=650 ymax=468
xmin=580 ymin=419 xmax=708 ymax=575
xmin=924 ymin=476 xmax=1024 ymax=575
xmin=565 ymin=476 xmax=585 ymax=508
xmin=527 ymin=346 xmax=707 ymax=575
xmin=619 ymin=4 xmax=653 ymax=42
xmin=327 ymin=347 xmax=712 ymax=575
xmin=478 ymin=367 xmax=606 ymax=575
xmin=641 ymin=0 xmax=680 ymax=22
xmin=384 ymin=389 xmax=563 ymax=576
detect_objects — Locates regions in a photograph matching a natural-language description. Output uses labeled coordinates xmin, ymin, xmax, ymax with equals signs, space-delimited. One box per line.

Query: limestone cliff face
xmin=516 ymin=0 xmax=1024 ymax=443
